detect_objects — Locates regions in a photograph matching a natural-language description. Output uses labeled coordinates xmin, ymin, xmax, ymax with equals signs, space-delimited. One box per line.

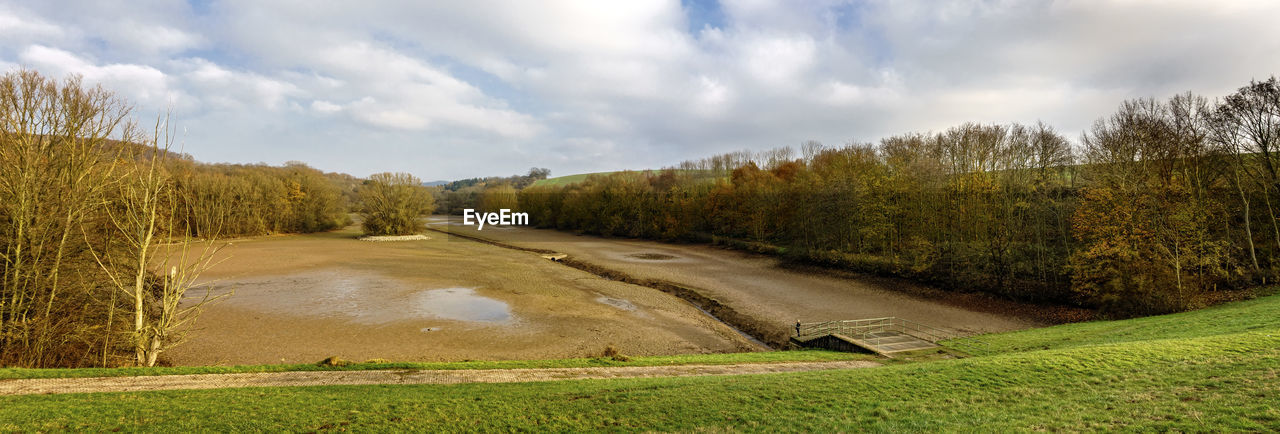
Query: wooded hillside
xmin=521 ymin=78 xmax=1280 ymax=316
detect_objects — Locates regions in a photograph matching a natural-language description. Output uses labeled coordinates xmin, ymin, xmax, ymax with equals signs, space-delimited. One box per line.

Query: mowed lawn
xmin=944 ymin=289 xmax=1280 ymax=354
xmin=4 ymin=295 xmax=1280 ymax=431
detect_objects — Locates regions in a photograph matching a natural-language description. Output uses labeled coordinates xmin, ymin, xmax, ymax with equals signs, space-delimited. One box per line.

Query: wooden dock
xmin=791 ymin=317 xmax=959 ymax=357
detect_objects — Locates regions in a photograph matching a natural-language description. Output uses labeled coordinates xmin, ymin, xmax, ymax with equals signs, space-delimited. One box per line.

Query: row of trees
xmin=172 ymin=161 xmax=351 ymax=238
xmin=520 ymin=77 xmax=1280 ymax=316
xmin=0 ymin=70 xmax=358 ymax=368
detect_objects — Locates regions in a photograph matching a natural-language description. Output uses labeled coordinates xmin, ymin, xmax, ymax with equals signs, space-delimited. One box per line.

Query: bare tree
xmin=800 ymin=140 xmax=824 ymax=164
xmin=1213 ymin=77 xmax=1280 ymax=262
xmin=88 ymin=115 xmax=226 ymax=367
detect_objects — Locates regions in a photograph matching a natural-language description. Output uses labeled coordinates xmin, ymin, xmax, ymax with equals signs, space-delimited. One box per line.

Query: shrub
xmin=359 ymin=172 xmax=434 ymax=236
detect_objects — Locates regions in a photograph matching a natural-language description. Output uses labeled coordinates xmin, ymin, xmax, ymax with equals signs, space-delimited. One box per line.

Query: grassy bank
xmin=3 ymin=295 xmax=1278 ymax=431
xmin=945 ymin=287 xmax=1280 ymax=354
xmin=2 ymin=327 xmax=1275 ymax=431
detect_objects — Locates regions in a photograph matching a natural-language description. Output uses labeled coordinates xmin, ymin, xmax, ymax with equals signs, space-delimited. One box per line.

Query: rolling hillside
xmin=530 ymin=171 xmax=636 ymax=187
xmin=531 ymin=169 xmax=721 ymax=187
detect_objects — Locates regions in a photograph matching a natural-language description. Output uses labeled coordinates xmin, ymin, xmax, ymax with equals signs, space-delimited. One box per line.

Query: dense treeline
xmin=0 ymin=70 xmax=354 ymax=368
xmin=171 ymin=161 xmax=350 ymax=238
xmin=522 ymin=78 xmax=1280 ymax=316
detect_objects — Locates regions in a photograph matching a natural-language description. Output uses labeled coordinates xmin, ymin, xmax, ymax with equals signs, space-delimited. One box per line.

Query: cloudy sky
xmin=2 ymin=0 xmax=1278 ymax=180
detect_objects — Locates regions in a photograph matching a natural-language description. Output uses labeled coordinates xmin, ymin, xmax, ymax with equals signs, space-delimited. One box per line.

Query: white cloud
xmin=0 ymin=6 xmax=63 ymax=42
xmin=307 ymin=42 xmax=542 ymax=138
xmin=310 ymin=100 xmax=342 ymax=114
xmin=108 ymin=22 xmax=203 ymax=57
xmin=691 ymin=75 xmax=732 ymax=117
xmin=822 ymin=79 xmax=899 ymax=107
xmin=19 ymin=45 xmax=172 ymax=106
xmin=176 ymin=58 xmax=298 ymax=110
xmin=739 ymin=33 xmax=817 ymax=88
xmin=3 ymin=0 xmax=1279 ymax=179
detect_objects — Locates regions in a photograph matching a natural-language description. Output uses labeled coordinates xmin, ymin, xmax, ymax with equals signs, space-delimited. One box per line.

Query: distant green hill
xmin=530 ymin=169 xmax=720 ymax=187
xmin=530 ymin=171 xmax=641 ymax=187
xmin=529 ymin=172 xmax=600 ymax=187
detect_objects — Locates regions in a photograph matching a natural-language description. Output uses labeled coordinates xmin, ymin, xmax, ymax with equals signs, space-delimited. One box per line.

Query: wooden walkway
xmin=845 ymin=331 xmax=939 ymax=354
xmin=791 ymin=317 xmax=957 ymax=357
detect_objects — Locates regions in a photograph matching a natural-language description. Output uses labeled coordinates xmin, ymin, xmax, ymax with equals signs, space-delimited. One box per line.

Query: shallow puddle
xmin=413 ymin=288 xmax=512 ymax=322
xmin=596 ymin=296 xmax=638 ymax=311
xmin=215 ymin=270 xmax=513 ymax=325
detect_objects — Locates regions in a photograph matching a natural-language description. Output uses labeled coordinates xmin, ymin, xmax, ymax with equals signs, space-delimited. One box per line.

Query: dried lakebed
xmin=167 ymin=226 xmax=758 ymax=366
xmin=428 ymin=221 xmax=1039 ymax=346
xmin=171 ymin=220 xmax=1035 ymax=366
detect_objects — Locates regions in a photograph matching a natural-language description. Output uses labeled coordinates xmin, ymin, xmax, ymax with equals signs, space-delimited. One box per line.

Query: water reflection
xmin=217 ymin=270 xmax=513 ymax=325
xmin=412 ymin=288 xmax=512 ymax=322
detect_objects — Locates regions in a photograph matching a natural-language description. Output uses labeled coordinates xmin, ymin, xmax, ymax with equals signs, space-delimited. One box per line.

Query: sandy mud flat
xmin=171 ymin=217 xmax=1037 ymax=365
xmin=428 ymin=217 xmax=1037 ymax=345
xmin=167 ymin=226 xmax=758 ymax=366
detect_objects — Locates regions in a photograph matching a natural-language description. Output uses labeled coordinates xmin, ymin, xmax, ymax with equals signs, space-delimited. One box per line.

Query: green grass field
xmin=529 ymin=171 xmax=607 ymax=186
xmin=530 ymin=171 xmax=649 ymax=187
xmin=4 ymin=294 xmax=1279 ymax=431
xmin=944 ymin=289 xmax=1280 ymax=355
xmin=529 ymin=169 xmax=719 ymax=187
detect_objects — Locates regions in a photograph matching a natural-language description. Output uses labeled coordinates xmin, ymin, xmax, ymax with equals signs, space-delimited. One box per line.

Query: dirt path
xmin=0 ymin=360 xmax=878 ymax=396
xmin=429 ymin=219 xmax=1039 ymax=346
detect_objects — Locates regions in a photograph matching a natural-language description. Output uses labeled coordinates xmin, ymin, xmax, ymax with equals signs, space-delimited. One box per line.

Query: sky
xmin=2 ymin=0 xmax=1279 ymax=180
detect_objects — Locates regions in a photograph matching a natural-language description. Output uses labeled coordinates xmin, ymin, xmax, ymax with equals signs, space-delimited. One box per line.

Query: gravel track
xmin=0 ymin=360 xmax=878 ymax=396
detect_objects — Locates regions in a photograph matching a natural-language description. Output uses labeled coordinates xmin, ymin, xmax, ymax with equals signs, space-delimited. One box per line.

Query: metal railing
xmin=795 ymin=317 xmax=989 ymax=354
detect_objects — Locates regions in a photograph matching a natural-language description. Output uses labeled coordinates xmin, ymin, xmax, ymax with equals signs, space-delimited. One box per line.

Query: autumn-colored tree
xmin=506 ymin=78 xmax=1275 ymax=316
xmin=479 ymin=184 xmax=519 ymax=213
xmin=1072 ymin=95 xmax=1233 ymax=314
